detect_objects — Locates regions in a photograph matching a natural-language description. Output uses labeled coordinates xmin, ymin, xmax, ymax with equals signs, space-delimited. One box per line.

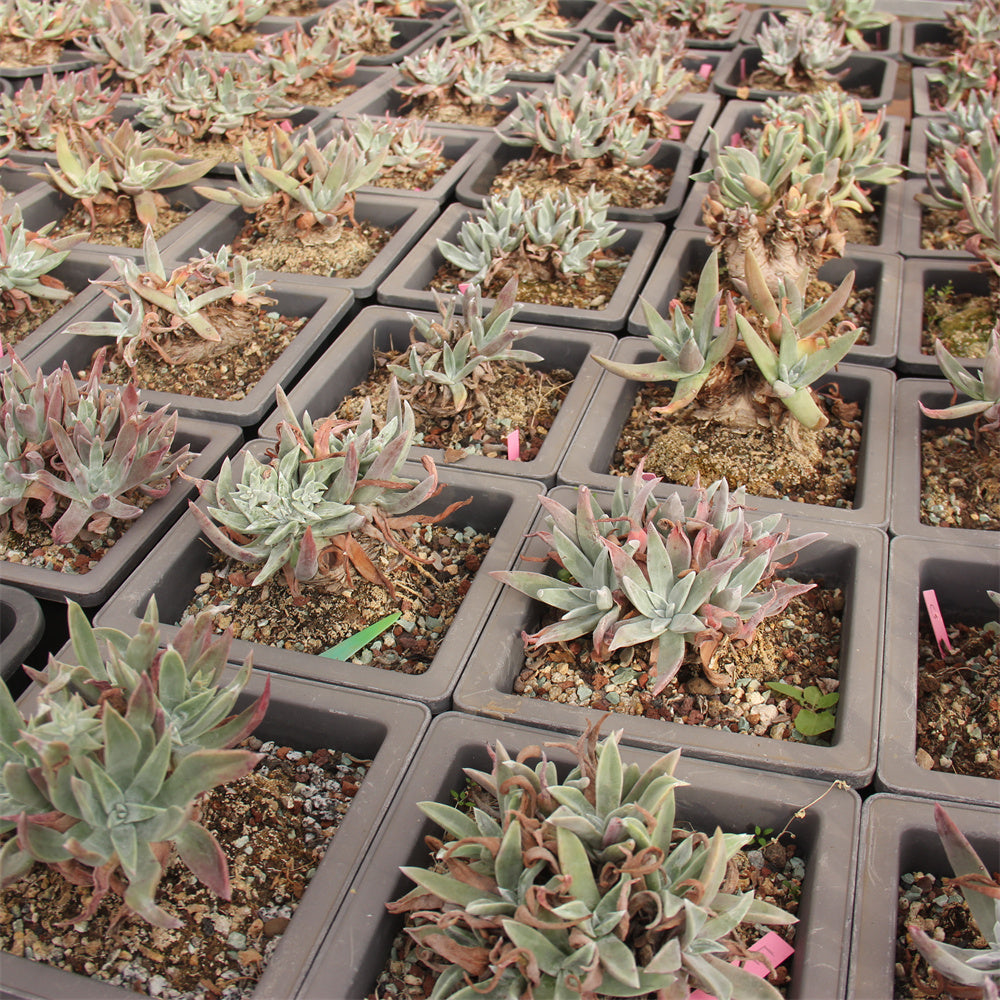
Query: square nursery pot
xmin=897 ymin=258 xmax=992 ymax=375
xmin=712 ymin=46 xmax=898 ymax=112
xmin=318 ymin=119 xmax=489 ymax=204
xmin=0 ymin=44 xmax=93 ymax=78
xmin=901 ymin=19 xmax=955 ymax=65
xmin=23 ymin=282 xmax=353 ymax=428
xmin=0 ymin=417 xmax=241 ymax=607
xmin=170 ymin=194 xmax=438 ymax=299
xmin=891 ymin=379 xmax=1000 ymax=541
xmin=1 ymin=168 xmax=44 ymax=198
xmin=455 ymin=485 xmax=887 ymax=786
xmin=286 ymin=65 xmax=397 ymax=116
xmin=95 ymin=448 xmax=543 ymax=713
xmin=740 ymin=8 xmax=902 ymax=53
xmin=586 ymin=4 xmax=750 ymax=47
xmin=848 ymin=795 xmax=999 ymax=1000
xmin=438 ymin=29 xmax=590 ymax=82
xmin=899 ymin=178 xmax=976 ymax=261
xmin=906 ymin=116 xmax=943 ymax=177
xmin=256 ymin=305 xmax=616 ymax=486
xmin=558 ymin=343 xmax=895 ymax=527
xmin=453 ymin=133 xmax=695 ymax=223
xmin=299 ymin=711 xmax=862 ymax=1000
xmin=910 ymin=66 xmax=949 ymax=118
xmin=0 ymin=584 xmax=43 ymax=682
xmin=674 ymin=178 xmax=904 ymax=255
xmin=377 ymin=201 xmax=665 ymax=332
xmin=355 ymin=17 xmax=446 ymax=65
xmin=627 ymin=229 xmax=902 ymax=367
xmin=336 ymin=74 xmax=544 ymax=133
xmin=876 ymin=538 xmax=999 ymax=809
xmin=8 ymin=179 xmax=234 ymax=259
xmin=0 ymin=250 xmax=114 ymax=374
xmin=704 ymin=98 xmax=906 ymax=166
xmin=4 ymin=669 xmax=430 ymax=1000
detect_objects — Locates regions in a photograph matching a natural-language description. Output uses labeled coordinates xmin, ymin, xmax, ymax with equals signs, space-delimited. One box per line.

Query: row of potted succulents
xmin=2 ymin=0 xmax=998 ymax=997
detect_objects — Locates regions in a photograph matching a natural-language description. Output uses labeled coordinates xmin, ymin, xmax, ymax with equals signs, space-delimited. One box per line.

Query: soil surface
xmin=47 ymin=201 xmax=192 ymax=247
xmin=920 ymin=426 xmax=999 ymax=530
xmin=0 ymin=35 xmax=63 ymax=67
xmin=0 ymin=741 xmax=370 ymax=1000
xmin=923 ymin=281 xmax=996 ymax=357
xmin=371 ymin=157 xmax=454 ymax=194
xmin=283 ymin=79 xmax=357 ymax=107
xmin=741 ymin=69 xmax=874 ymax=100
xmin=394 ymin=96 xmax=513 ymax=128
xmin=2 ymin=295 xmax=69 ymax=346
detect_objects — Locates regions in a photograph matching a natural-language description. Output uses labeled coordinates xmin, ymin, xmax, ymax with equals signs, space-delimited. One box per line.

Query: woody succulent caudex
xmin=0 ymin=597 xmax=269 ymax=928
xmin=389 ymin=720 xmax=797 ymax=999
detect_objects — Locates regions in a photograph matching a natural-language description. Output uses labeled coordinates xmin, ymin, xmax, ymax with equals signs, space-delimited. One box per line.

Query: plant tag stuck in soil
xmin=922 ymin=589 xmax=956 ymax=656
xmin=506 ymin=428 xmax=520 ymax=461
xmin=687 ymin=932 xmax=795 ymax=999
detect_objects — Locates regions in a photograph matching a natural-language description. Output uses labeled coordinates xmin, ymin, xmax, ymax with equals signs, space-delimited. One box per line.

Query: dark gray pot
xmin=4 ymin=669 xmax=430 ymax=1000
xmin=587 ymin=5 xmax=750 ymax=47
xmin=705 ymin=98 xmax=906 ymax=166
xmin=0 ymin=584 xmax=44 ymax=682
xmin=168 ymin=194 xmax=437 ymax=299
xmin=0 ymin=168 xmax=42 ymax=197
xmin=289 ymin=65 xmax=397 ymax=115
xmin=0 ymin=250 xmax=113 ymax=375
xmin=24 ymin=282 xmax=353 ymax=428
xmin=559 ymin=342 xmax=895 ymax=527
xmin=0 ymin=417 xmax=241 ymax=606
xmin=741 ymin=8 xmax=902 ymax=53
xmin=299 ymin=711 xmax=862 ymax=1000
xmin=453 ymin=133 xmax=695 ymax=223
xmin=901 ymin=19 xmax=955 ymax=65
xmin=627 ymin=229 xmax=902 ymax=367
xmin=317 ymin=120 xmax=488 ymax=204
xmin=876 ymin=538 xmax=999 ymax=808
xmin=376 ymin=202 xmax=665 ymax=332
xmin=891 ymin=380 xmax=999 ymax=542
xmin=910 ymin=66 xmax=946 ymax=118
xmin=95 ymin=448 xmax=543 ymax=713
xmin=897 ymin=258 xmax=991 ymax=375
xmin=899 ymin=178 xmax=975 ymax=261
xmin=456 ymin=486 xmax=886 ymax=785
xmin=354 ymin=16 xmax=445 ymax=65
xmin=848 ymin=795 xmax=999 ymax=1000
xmin=673 ymin=179 xmax=904 ymax=255
xmin=906 ymin=116 xmax=937 ymax=177
xmin=713 ymin=46 xmax=898 ymax=112
xmin=0 ymin=46 xmax=92 ymax=78
xmin=255 ymin=305 xmax=616 ymax=486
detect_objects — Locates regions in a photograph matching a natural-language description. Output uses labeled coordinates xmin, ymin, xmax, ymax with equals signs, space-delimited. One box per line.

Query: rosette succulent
xmin=756 ymin=11 xmax=853 ymax=88
xmin=396 ymin=39 xmax=509 ymax=112
xmin=614 ymin=0 xmax=743 ymax=41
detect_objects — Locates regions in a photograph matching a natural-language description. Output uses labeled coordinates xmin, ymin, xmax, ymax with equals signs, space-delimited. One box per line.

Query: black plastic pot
xmin=0 ymin=584 xmax=44 ymax=683
xmin=317 ymin=120 xmax=488 ymax=204
xmin=256 ymin=305 xmax=616 ymax=486
xmin=300 ymin=711 xmax=861 ymax=1000
xmin=713 ymin=46 xmax=898 ymax=112
xmin=899 ymin=179 xmax=975 ymax=261
xmin=4 ymin=669 xmax=430 ymax=1000
xmin=453 ymin=133 xmax=695 ymax=223
xmin=901 ymin=19 xmax=955 ymax=65
xmin=377 ymin=202 xmax=665 ymax=332
xmin=741 ymin=8 xmax=902 ymax=53
xmin=891 ymin=379 xmax=999 ymax=542
xmin=848 ymin=795 xmax=999 ymax=1000
xmin=673 ymin=179 xmax=904 ymax=255
xmin=559 ymin=343 xmax=895 ymax=526
xmin=586 ymin=4 xmax=750 ymax=48
xmin=897 ymin=258 xmax=991 ymax=376
xmin=0 ymin=417 xmax=241 ymax=607
xmin=876 ymin=538 xmax=999 ymax=809
xmin=169 ymin=194 xmax=437 ymax=299
xmin=627 ymin=229 xmax=902 ymax=367
xmin=455 ymin=485 xmax=887 ymax=786
xmin=24 ymin=282 xmax=353 ymax=428
xmin=705 ymin=98 xmax=906 ymax=166
xmin=95 ymin=448 xmax=543 ymax=713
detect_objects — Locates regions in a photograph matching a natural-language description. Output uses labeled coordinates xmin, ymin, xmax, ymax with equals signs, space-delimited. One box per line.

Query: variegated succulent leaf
xmin=919 ymin=326 xmax=1000 ymax=434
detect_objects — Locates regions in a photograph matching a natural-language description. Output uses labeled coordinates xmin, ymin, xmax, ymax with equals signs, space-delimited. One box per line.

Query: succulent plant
xmin=756 ymin=11 xmax=853 ymax=87
xmin=188 ymin=380 xmax=458 ymax=599
xmin=0 ymin=597 xmax=266 ymax=928
xmin=614 ymin=0 xmax=743 ymax=40
xmin=611 ymin=16 xmax=691 ymax=61
xmin=920 ymin=326 xmax=1000 ymax=440
xmin=345 ymin=115 xmax=446 ymax=179
xmin=918 ymin=122 xmax=1000 ymax=217
xmin=2 ymin=0 xmax=85 ymax=44
xmin=34 ymin=122 xmax=217 ymax=232
xmin=437 ymin=185 xmax=626 ymax=288
xmin=0 ymin=204 xmax=78 ymax=323
xmin=159 ymin=0 xmax=269 ymax=40
xmin=396 ymin=39 xmax=509 ymax=109
xmin=389 ymin=277 xmax=542 ymax=414
xmin=0 ymin=348 xmax=191 ymax=543
xmin=947 ymin=0 xmax=1000 ymax=49
xmin=390 ymin=721 xmax=797 ymax=998
xmin=493 ymin=465 xmax=823 ymax=691
xmin=0 ymin=68 xmax=121 ymax=154
xmin=450 ymin=0 xmax=569 ymax=56
xmin=63 ymin=228 xmax=275 ymax=368
xmin=314 ymin=0 xmax=397 ymax=55
xmin=926 ymin=31 xmax=1000 ymax=111
xmin=254 ymin=23 xmax=359 ymax=91
xmin=907 ymin=804 xmax=1000 ymax=1000
xmin=805 ymin=0 xmax=895 ymax=51
xmin=926 ymin=91 xmax=1000 ymax=163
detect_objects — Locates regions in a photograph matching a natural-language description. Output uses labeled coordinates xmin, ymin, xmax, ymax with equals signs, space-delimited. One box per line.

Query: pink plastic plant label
xmin=687 ymin=933 xmax=795 ymax=1000
xmin=457 ymin=283 xmax=470 ymax=293
xmin=922 ymin=589 xmax=955 ymax=656
xmin=669 ymin=125 xmax=682 ymax=140
xmin=699 ymin=62 xmax=713 ymax=79
xmin=506 ymin=429 xmax=520 ymax=461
